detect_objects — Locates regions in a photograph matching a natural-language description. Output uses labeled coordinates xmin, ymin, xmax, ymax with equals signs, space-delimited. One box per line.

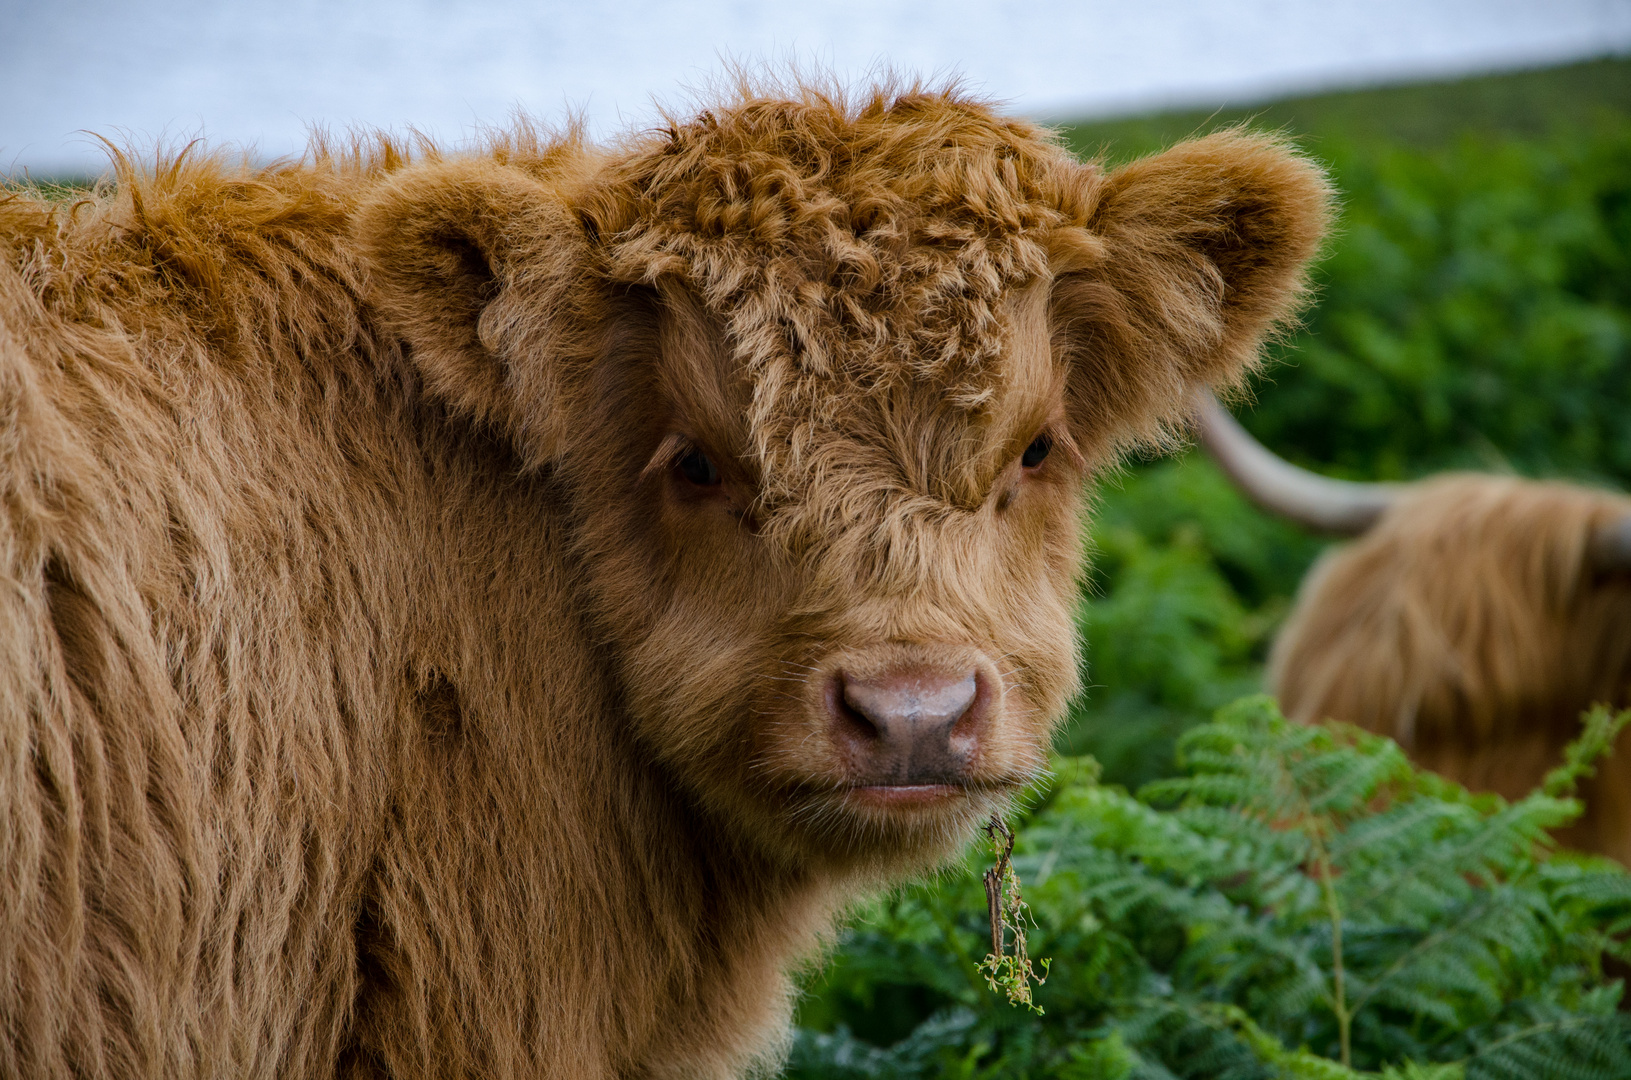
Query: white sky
xmin=4 ymin=0 xmax=1630 ymax=176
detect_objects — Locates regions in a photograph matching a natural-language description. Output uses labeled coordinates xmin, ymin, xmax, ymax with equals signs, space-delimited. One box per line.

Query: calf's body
xmin=0 ymin=85 xmax=1327 ymax=1077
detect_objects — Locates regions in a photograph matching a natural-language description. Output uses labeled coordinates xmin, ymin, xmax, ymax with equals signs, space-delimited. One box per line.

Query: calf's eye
xmin=1021 ymin=433 xmax=1053 ymax=469
xmin=677 ymin=448 xmax=722 ymax=486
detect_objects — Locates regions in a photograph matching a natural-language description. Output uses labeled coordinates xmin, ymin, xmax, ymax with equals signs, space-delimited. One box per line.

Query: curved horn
xmin=1589 ymin=513 xmax=1631 ymax=573
xmin=1193 ymin=391 xmax=1402 ymax=536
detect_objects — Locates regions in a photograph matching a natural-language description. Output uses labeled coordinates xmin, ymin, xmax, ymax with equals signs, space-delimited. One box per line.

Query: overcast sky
xmin=4 ymin=0 xmax=1630 ymax=176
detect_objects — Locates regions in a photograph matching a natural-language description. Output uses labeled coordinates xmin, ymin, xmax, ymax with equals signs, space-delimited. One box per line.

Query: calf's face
xmin=572 ymin=281 xmax=1085 ymax=867
xmin=359 ymin=97 xmax=1330 ymax=870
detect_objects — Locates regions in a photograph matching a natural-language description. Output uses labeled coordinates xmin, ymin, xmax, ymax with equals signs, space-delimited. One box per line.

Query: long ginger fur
xmin=1 ymin=77 xmax=1329 ymax=1078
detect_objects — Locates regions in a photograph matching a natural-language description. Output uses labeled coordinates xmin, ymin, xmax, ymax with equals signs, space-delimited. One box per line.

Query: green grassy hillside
xmin=1058 ymin=55 xmax=1631 ymax=162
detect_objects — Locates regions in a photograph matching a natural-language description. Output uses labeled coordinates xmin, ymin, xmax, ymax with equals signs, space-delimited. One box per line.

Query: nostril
xmin=840 ymin=678 xmax=883 ymax=737
xmin=829 ymin=677 xmax=881 ymax=742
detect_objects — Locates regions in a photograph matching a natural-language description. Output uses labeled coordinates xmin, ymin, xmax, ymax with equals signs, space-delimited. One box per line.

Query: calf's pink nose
xmin=833 ymin=668 xmax=982 ymax=785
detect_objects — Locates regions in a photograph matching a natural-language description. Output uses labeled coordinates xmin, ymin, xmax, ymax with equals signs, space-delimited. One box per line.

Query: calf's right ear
xmin=355 ymin=158 xmax=599 ymax=464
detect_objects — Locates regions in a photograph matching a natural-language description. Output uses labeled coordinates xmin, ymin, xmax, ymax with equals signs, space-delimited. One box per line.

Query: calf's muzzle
xmin=828 ymin=664 xmax=990 ymax=786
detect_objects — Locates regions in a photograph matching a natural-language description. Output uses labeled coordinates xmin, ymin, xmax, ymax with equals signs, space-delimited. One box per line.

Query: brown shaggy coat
xmin=1271 ymin=475 xmax=1631 ymax=863
xmin=1 ymin=81 xmax=1328 ymax=1078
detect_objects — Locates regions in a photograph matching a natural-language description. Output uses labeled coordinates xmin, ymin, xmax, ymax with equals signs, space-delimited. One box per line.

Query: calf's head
xmin=360 ymin=88 xmax=1330 ymax=870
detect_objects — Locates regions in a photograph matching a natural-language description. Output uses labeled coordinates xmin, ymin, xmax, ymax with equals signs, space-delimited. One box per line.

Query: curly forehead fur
xmin=580 ymin=85 xmax=1091 ymax=521
xmin=592 ymin=85 xmax=1084 ymax=378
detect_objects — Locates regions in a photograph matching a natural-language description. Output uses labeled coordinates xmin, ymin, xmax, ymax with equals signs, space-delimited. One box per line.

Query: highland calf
xmin=1198 ymin=395 xmax=1631 ymax=864
xmin=0 ymin=84 xmax=1329 ymax=1078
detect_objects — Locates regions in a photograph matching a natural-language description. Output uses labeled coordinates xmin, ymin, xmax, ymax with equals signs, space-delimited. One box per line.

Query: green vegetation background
xmin=792 ymin=55 xmax=1631 ymax=1076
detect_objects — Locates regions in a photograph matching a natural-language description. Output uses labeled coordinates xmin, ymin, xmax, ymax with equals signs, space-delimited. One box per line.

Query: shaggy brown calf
xmin=1198 ymin=396 xmax=1631 ymax=864
xmin=0 ymin=83 xmax=1328 ymax=1078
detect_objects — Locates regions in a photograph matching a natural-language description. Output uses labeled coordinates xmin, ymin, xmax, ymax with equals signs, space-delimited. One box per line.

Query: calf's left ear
xmin=1051 ymin=131 xmax=1333 ymax=462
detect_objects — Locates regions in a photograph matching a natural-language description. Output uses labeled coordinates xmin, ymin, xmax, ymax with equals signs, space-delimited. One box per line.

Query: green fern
xmin=790 ymin=699 xmax=1631 ymax=1080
